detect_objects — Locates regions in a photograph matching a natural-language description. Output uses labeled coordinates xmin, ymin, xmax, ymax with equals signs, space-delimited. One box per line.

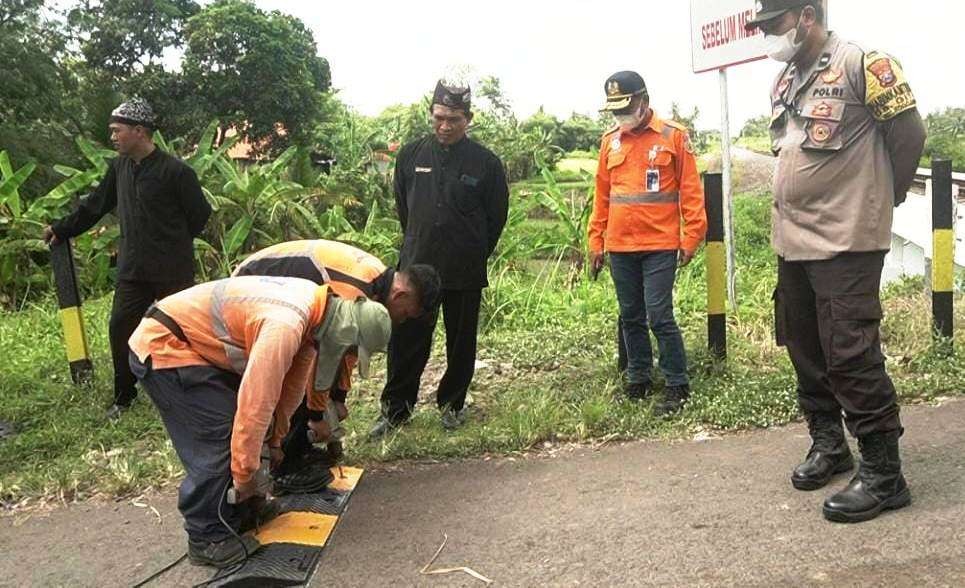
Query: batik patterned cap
xmin=110 ymin=98 xmax=157 ymax=129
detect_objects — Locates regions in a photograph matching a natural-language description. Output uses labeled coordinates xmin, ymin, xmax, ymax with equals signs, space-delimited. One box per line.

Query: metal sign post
xmin=690 ymin=0 xmax=767 ymax=315
xmin=719 ymin=68 xmax=738 ymax=311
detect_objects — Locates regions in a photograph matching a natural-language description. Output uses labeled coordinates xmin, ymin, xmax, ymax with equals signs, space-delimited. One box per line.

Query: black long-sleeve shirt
xmin=52 ymin=148 xmax=211 ymax=283
xmin=393 ymin=135 xmax=509 ymax=290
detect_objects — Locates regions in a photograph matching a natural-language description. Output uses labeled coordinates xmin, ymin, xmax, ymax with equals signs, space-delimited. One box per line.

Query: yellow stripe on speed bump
xmin=255 ymin=512 xmax=338 ymax=547
xmin=59 ymin=306 xmax=90 ymax=362
xmin=328 ymin=466 xmax=363 ymax=493
xmin=253 ymin=466 xmax=363 ymax=547
xmin=933 ymin=229 xmax=954 ymax=292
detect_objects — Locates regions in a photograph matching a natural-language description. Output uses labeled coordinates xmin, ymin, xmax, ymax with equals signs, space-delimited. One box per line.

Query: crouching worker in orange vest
xmin=128 ymin=276 xmax=391 ymax=567
xmin=232 ymin=240 xmax=440 ymax=490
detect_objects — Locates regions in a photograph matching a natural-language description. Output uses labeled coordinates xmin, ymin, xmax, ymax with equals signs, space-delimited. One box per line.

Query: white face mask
xmin=614 ymin=104 xmax=645 ymax=131
xmin=764 ymin=15 xmax=804 ymax=62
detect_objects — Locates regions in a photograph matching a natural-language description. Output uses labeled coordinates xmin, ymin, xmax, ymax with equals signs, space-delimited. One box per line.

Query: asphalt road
xmin=2 ymin=399 xmax=963 ymax=587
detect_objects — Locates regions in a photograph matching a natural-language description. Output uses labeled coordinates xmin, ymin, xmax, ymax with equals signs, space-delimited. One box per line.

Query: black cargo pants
xmin=774 ymin=251 xmax=901 ymax=437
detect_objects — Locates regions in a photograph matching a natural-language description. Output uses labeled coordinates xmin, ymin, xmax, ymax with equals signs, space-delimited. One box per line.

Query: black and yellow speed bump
xmin=208 ymin=466 xmax=363 ymax=588
xmin=50 ymin=239 xmax=93 ymax=384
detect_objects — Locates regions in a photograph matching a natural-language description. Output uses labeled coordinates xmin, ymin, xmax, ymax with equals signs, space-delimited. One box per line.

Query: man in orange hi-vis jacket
xmin=128 ymin=275 xmax=391 ymax=567
xmin=233 ymin=240 xmax=440 ymax=488
xmin=588 ymin=71 xmax=707 ymax=416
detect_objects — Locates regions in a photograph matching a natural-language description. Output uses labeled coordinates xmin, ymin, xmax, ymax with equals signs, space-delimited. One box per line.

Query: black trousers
xmin=380 ymin=289 xmax=482 ymax=421
xmin=110 ymin=278 xmax=192 ymax=406
xmin=130 ymin=353 xmax=242 ymax=542
xmin=775 ymin=251 xmax=901 ymax=437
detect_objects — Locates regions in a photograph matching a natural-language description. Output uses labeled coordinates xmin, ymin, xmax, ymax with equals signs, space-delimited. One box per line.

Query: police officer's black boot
xmin=791 ymin=411 xmax=854 ymax=491
xmin=822 ymin=429 xmax=910 ymax=523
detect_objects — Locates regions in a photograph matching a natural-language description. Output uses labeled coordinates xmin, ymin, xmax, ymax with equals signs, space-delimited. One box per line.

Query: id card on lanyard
xmin=646 ymin=146 xmax=660 ymax=192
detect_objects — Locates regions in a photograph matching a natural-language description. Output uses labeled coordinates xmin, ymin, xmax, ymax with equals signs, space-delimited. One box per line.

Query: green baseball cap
xmin=314 ymin=297 xmax=391 ymax=391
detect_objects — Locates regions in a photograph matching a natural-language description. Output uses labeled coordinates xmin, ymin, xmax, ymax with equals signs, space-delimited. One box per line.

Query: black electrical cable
xmin=131 ymin=479 xmax=252 ymax=588
xmin=131 ymin=552 xmax=188 ymax=588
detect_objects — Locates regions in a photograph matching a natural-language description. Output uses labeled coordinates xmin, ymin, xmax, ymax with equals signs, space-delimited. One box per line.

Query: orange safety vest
xmin=129 ymin=276 xmax=329 ymax=484
xmin=233 ymin=239 xmax=388 ymax=300
xmin=588 ymin=114 xmax=707 ymax=255
xmin=233 ymin=239 xmax=389 ymax=406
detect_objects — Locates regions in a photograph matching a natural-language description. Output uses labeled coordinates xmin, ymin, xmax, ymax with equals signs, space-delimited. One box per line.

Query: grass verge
xmin=1 ymin=195 xmax=963 ymax=509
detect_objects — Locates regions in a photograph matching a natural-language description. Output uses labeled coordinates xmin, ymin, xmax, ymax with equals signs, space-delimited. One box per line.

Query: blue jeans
xmin=609 ymin=251 xmax=689 ymax=387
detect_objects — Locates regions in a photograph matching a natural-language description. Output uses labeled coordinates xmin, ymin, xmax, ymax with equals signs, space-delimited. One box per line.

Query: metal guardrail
xmin=912 ymin=167 xmax=965 ymax=199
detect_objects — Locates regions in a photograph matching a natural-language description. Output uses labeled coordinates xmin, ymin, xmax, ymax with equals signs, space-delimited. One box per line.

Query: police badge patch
xmin=610 ymin=136 xmax=621 ymax=152
xmin=809 ymin=122 xmax=833 ymax=143
xmin=864 ymin=51 xmax=917 ymax=121
xmin=820 ymin=68 xmax=843 ymax=85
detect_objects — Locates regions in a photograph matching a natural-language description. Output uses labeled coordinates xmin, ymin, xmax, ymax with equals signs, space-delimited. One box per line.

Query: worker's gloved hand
xmin=307 ymin=418 xmax=332 ymax=444
xmin=590 ymin=252 xmax=606 ymax=280
xmin=233 ymin=476 xmax=265 ymax=503
xmin=333 ymin=400 xmax=348 ymax=421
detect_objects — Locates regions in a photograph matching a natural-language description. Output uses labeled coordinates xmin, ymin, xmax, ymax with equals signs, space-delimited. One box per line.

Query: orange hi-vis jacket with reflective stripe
xmin=588 ymin=114 xmax=707 ymax=255
xmin=233 ymin=239 xmax=389 ymax=300
xmin=129 ymin=276 xmax=329 ymax=486
xmin=233 ymin=239 xmax=390 ymax=407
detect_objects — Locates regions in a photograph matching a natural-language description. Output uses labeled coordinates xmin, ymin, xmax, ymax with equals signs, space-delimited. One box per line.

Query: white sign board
xmin=690 ymin=0 xmax=765 ymax=73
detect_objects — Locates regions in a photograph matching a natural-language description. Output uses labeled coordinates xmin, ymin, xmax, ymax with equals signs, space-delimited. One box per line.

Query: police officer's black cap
xmin=432 ymin=80 xmax=471 ymax=114
xmin=745 ymin=0 xmax=810 ymax=31
xmin=600 ymin=71 xmax=648 ymax=112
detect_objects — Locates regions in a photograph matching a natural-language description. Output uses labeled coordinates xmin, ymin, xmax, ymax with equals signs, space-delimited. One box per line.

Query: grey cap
xmin=314 ymin=297 xmax=391 ymax=391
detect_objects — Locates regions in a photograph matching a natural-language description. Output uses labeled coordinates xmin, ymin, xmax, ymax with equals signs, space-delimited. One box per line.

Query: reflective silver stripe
xmin=211 ymin=280 xmax=249 ymax=374
xmin=610 ymin=191 xmax=679 ymax=204
xmin=238 ymin=247 xmax=331 ymax=283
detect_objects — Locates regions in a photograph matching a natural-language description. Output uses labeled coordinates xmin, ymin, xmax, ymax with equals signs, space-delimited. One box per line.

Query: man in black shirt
xmin=43 ymin=98 xmax=212 ymax=419
xmin=370 ymin=80 xmax=509 ymax=436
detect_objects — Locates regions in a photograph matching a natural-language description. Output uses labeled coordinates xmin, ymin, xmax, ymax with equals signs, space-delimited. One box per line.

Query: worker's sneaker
xmin=300 ymin=445 xmax=340 ymax=468
xmin=188 ymin=534 xmax=260 ymax=568
xmin=625 ymin=382 xmax=653 ymax=401
xmin=367 ymin=415 xmax=406 ymax=439
xmin=273 ymin=465 xmax=334 ymax=495
xmin=440 ymin=406 xmax=468 ymax=431
xmin=654 ymin=385 xmax=690 ymax=417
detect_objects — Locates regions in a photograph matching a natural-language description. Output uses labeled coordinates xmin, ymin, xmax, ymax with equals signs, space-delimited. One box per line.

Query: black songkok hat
xmin=431 ymin=80 xmax=471 ymax=114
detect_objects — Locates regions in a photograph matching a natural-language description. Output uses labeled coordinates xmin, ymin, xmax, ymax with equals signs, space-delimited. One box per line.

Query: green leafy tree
xmin=181 ymin=0 xmax=331 ymax=152
xmin=66 ymin=0 xmax=200 ymax=79
xmin=922 ymin=108 xmax=965 ymax=172
xmin=557 ymin=113 xmax=605 ymax=153
xmin=740 ymin=114 xmax=771 ymax=138
xmin=0 ymin=0 xmax=89 ymax=196
xmin=472 ymin=76 xmax=561 ymax=181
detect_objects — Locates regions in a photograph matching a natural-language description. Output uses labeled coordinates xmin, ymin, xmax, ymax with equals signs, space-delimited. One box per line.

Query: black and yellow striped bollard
xmin=932 ymin=158 xmax=954 ymax=351
xmin=51 ymin=239 xmax=94 ymax=384
xmin=704 ymin=173 xmax=727 ymax=360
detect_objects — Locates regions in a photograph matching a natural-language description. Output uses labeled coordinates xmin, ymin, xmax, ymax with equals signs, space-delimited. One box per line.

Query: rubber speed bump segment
xmin=206 ymin=466 xmax=363 ymax=588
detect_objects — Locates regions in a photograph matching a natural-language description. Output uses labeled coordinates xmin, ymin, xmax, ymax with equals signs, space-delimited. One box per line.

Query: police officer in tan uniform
xmin=746 ymin=0 xmax=926 ymax=523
